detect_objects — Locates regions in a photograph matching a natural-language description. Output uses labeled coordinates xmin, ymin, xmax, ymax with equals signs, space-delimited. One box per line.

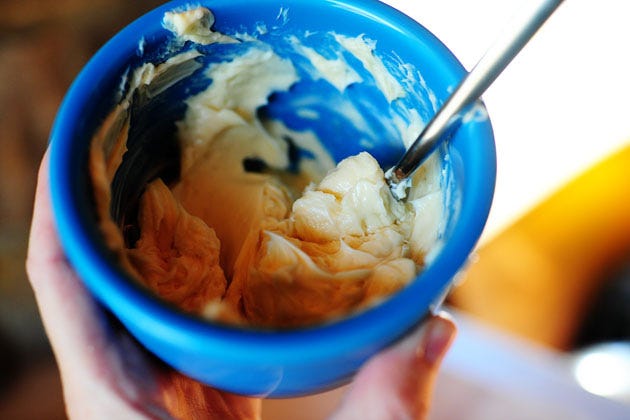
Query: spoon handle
xmin=387 ymin=0 xmax=565 ymax=196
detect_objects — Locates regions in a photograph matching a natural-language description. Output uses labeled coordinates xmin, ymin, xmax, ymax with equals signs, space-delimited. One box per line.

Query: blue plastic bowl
xmin=49 ymin=0 xmax=495 ymax=397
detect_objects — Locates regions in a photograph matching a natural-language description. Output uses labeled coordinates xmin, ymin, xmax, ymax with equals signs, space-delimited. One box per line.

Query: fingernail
xmin=417 ymin=317 xmax=455 ymax=365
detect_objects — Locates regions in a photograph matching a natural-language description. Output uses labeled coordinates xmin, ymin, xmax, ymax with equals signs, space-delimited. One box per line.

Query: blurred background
xmin=0 ymin=1 xmax=163 ymax=417
xmin=1 ymin=0 xmax=629 ymax=419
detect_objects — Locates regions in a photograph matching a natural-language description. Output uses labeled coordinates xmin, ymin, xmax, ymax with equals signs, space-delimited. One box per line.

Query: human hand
xmin=27 ymin=150 xmax=456 ymax=419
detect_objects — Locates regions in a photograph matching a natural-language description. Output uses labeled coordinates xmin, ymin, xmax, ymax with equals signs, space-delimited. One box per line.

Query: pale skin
xmin=26 ymin=150 xmax=456 ymax=420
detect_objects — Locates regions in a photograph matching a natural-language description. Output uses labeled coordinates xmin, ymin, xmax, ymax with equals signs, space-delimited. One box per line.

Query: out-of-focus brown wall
xmin=0 ymin=1 xmax=163 ymax=418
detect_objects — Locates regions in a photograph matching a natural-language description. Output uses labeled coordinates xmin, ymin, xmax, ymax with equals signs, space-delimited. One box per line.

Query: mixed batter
xmin=90 ymin=7 xmax=444 ymax=328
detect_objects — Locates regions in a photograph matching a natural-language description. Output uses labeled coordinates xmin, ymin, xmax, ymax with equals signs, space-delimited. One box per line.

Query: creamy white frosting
xmin=92 ymin=6 xmax=444 ymax=327
xmin=163 ymin=7 xmax=236 ymax=45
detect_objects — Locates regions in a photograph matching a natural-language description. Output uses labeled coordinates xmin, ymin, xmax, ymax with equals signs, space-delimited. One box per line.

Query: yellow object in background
xmin=449 ymin=143 xmax=630 ymax=350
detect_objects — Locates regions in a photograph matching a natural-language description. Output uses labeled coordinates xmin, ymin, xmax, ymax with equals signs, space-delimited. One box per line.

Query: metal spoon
xmin=385 ymin=0 xmax=565 ymax=200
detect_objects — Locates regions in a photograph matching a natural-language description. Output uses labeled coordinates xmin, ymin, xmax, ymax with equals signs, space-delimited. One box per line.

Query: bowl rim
xmin=49 ymin=0 xmax=496 ymax=367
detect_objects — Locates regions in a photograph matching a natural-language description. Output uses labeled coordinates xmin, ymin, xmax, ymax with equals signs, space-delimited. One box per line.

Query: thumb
xmin=331 ymin=313 xmax=456 ymax=420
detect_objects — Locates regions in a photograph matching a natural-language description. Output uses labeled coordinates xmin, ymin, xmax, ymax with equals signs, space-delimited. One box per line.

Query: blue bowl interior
xmin=49 ymin=0 xmax=496 ymax=396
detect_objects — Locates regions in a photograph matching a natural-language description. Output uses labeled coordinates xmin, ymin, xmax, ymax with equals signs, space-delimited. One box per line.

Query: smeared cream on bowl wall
xmin=90 ymin=6 xmax=444 ymax=328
